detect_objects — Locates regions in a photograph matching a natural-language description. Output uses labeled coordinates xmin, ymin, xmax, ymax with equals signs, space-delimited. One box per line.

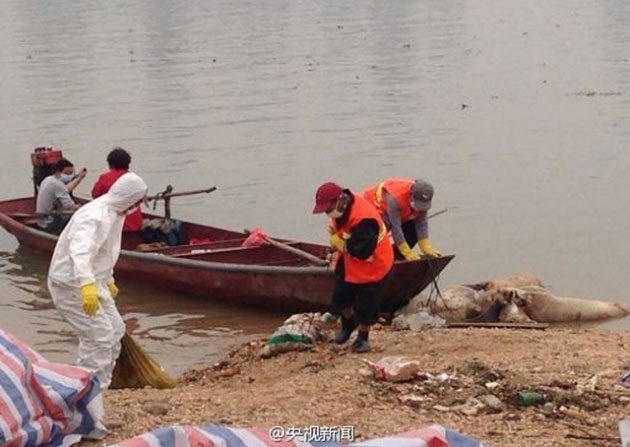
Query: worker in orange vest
xmin=364 ymin=178 xmax=441 ymax=261
xmin=313 ymin=182 xmax=394 ymax=353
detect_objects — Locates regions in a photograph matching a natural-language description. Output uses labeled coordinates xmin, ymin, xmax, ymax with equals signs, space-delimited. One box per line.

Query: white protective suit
xmin=47 ymin=173 xmax=148 ymax=388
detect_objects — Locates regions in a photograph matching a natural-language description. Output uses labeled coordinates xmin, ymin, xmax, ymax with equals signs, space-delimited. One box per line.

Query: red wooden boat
xmin=0 ymin=196 xmax=454 ymax=312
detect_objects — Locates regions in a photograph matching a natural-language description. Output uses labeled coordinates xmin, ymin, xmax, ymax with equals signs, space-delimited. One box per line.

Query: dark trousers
xmin=330 ymin=276 xmax=388 ymax=326
xmin=45 ymin=214 xmax=72 ymax=235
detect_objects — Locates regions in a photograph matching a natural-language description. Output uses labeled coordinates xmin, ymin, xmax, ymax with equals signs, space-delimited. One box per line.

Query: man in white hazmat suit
xmin=47 ymin=173 xmax=148 ymax=388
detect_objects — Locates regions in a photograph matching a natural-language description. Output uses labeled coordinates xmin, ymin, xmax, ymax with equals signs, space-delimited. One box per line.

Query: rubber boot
xmin=334 ymin=316 xmax=357 ymax=344
xmin=350 ymin=331 xmax=370 ymax=353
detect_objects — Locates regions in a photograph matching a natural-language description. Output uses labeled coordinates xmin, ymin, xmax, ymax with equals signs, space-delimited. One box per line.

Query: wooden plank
xmin=149 ymin=238 xmax=245 ymax=254
xmin=168 ymin=240 xmax=304 ymax=258
xmin=447 ymin=321 xmax=549 ymax=330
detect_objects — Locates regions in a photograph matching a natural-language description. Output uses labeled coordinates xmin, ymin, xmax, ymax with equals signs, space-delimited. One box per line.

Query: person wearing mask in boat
xmin=313 ymin=182 xmax=394 ymax=353
xmin=363 ymin=178 xmax=441 ymax=261
xmin=91 ymin=147 xmax=142 ymax=232
xmin=36 ymin=158 xmax=87 ymax=234
xmin=48 ymin=173 xmax=148 ymax=389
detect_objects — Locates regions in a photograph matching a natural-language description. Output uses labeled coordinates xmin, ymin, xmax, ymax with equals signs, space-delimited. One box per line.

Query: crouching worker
xmin=364 ymin=178 xmax=441 ymax=260
xmin=47 ymin=173 xmax=148 ymax=388
xmin=313 ymin=182 xmax=394 ymax=353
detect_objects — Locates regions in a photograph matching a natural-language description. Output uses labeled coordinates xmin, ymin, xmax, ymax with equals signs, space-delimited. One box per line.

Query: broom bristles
xmin=111 ymin=332 xmax=177 ymax=389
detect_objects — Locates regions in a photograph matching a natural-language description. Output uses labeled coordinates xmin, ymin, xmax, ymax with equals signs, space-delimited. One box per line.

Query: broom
xmin=110 ymin=332 xmax=177 ymax=389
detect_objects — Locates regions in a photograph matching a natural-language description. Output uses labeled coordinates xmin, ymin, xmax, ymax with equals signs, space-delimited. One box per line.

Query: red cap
xmin=312 ymin=182 xmax=343 ymax=214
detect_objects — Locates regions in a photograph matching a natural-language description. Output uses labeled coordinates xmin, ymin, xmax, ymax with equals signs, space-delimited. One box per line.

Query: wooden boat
xmin=0 ymin=197 xmax=454 ymax=312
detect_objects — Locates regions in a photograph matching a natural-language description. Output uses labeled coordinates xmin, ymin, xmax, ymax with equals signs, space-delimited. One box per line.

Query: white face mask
xmin=60 ymin=173 xmax=75 ymax=184
xmin=327 ymin=209 xmax=343 ymax=218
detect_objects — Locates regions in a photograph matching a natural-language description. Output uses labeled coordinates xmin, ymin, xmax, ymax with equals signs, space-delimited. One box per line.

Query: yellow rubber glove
xmin=81 ymin=283 xmax=99 ymax=316
xmin=397 ymin=242 xmax=420 ymax=261
xmin=419 ymin=238 xmax=442 ymax=258
xmin=107 ymin=282 xmax=119 ymax=299
xmin=329 ymin=234 xmax=346 ymax=252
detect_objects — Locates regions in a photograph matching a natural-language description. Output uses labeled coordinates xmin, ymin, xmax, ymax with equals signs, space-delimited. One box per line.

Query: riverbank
xmin=102 ymin=326 xmax=629 ymax=446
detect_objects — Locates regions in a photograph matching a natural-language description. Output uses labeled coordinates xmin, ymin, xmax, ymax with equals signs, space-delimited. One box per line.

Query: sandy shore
xmin=99 ymin=326 xmax=630 ymax=447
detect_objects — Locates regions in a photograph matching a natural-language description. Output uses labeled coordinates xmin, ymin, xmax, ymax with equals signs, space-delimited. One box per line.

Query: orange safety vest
xmin=330 ymin=193 xmax=394 ymax=284
xmin=363 ymin=178 xmax=421 ymax=222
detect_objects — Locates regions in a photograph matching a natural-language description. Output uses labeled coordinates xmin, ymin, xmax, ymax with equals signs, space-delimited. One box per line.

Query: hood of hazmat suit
xmin=48 ymin=173 xmax=148 ymax=289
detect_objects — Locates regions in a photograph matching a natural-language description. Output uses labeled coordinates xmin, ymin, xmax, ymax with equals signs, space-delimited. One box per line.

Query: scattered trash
xmin=431 ymin=397 xmax=494 ymax=416
xmin=435 ymin=372 xmax=455 ymax=382
xmin=398 ymin=394 xmax=427 ymax=407
xmin=517 ymin=391 xmax=546 ymax=407
xmin=260 ymin=313 xmax=326 ymax=358
xmin=559 ymin=406 xmax=594 ymax=425
xmin=478 ymin=394 xmax=503 ymax=413
xmin=620 ymin=371 xmax=630 ymax=387
xmin=459 ymin=397 xmax=485 ymax=416
xmin=367 ymin=356 xmax=423 ymax=383
xmin=391 ymin=311 xmax=446 ymax=331
xmin=542 ymin=402 xmax=555 ymax=415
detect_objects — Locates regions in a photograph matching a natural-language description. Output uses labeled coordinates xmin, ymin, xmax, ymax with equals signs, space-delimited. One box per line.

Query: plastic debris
xmin=392 ymin=310 xmax=446 ymax=331
xmin=260 ymin=313 xmax=326 ymax=358
xmin=367 ymin=356 xmax=423 ymax=382
xmin=398 ymin=394 xmax=427 ymax=407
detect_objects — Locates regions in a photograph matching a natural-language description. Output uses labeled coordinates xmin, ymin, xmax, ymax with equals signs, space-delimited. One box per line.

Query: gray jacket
xmin=382 ymin=192 xmax=428 ymax=245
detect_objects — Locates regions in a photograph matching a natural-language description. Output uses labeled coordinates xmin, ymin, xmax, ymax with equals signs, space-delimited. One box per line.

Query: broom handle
xmin=266 ymin=237 xmax=329 ymax=266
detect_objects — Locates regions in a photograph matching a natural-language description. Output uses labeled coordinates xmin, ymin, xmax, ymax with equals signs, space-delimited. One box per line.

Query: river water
xmin=1 ymin=0 xmax=629 ymax=375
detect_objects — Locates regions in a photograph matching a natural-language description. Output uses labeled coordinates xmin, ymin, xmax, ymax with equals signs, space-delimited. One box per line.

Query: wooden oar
xmin=244 ymin=229 xmax=328 ymax=266
xmin=146 ymin=186 xmax=217 ymax=220
xmin=145 ymin=186 xmax=217 ymax=202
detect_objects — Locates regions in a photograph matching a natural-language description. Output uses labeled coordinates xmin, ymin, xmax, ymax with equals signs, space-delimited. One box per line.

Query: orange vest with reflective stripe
xmin=363 ymin=178 xmax=421 ymax=222
xmin=330 ymin=193 xmax=394 ymax=284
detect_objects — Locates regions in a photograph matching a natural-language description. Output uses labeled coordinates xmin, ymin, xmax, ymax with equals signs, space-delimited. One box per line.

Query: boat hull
xmin=0 ymin=197 xmax=454 ymax=312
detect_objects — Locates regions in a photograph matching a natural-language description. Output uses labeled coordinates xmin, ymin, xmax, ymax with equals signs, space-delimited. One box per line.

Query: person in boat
xmin=91 ymin=147 xmax=143 ymax=232
xmin=363 ymin=178 xmax=441 ymax=261
xmin=47 ymin=173 xmax=148 ymax=389
xmin=35 ymin=158 xmax=87 ymax=233
xmin=313 ymin=182 xmax=394 ymax=353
